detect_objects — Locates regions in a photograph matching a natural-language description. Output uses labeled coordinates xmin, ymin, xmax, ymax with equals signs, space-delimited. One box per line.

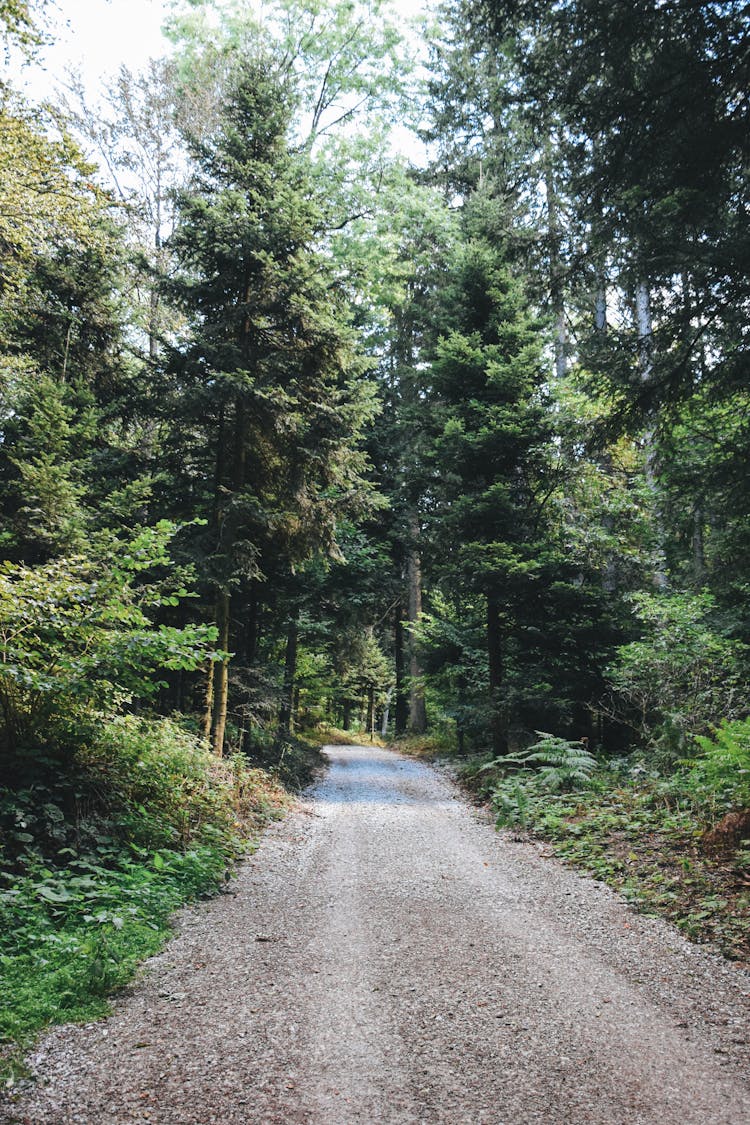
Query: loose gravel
xmin=3 ymin=745 xmax=750 ymax=1124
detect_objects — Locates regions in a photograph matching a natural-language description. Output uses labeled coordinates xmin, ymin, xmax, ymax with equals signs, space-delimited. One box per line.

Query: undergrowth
xmin=457 ymin=721 xmax=750 ymax=962
xmin=0 ymin=715 xmax=296 ymax=1086
xmin=306 ymin=722 xmax=389 ymax=748
xmin=392 ymin=730 xmax=458 ymax=759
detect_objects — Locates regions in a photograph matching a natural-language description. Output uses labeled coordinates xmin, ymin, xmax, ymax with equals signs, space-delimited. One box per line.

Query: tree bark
xmin=636 ymin=278 xmax=667 ymax=588
xmin=406 ymin=514 xmax=427 ymax=734
xmin=487 ymin=595 xmax=508 ymax=757
xmin=366 ymin=684 xmax=375 ymax=741
xmin=544 ymin=137 xmax=567 ymax=382
xmin=278 ymin=611 xmax=299 ymax=736
xmin=692 ymin=505 xmax=706 ymax=586
xmin=381 ymin=687 xmax=392 ymax=738
xmin=212 ymin=405 xmax=226 ymax=528
xmin=394 ymin=609 xmax=408 ymax=736
xmin=594 ymin=274 xmax=608 ymax=334
xmin=456 ymin=672 xmax=466 ymax=756
xmin=211 ymin=591 xmax=231 ymax=757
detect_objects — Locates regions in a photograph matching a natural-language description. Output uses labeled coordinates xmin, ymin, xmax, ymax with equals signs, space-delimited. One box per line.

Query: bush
xmin=0 ymin=714 xmax=292 ymax=1068
xmin=684 ymin=717 xmax=750 ymax=819
xmin=0 ymin=525 xmax=221 ymax=772
xmin=603 ymin=590 xmax=749 ymax=760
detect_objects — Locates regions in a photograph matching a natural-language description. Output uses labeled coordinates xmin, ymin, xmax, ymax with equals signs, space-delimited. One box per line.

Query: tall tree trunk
xmin=692 ymin=505 xmax=706 ymax=586
xmin=211 ymin=591 xmax=231 ymax=757
xmin=487 ymin=595 xmax=508 ymax=757
xmin=594 ymin=273 xmax=608 ymax=334
xmin=244 ymin=581 xmax=260 ymax=665
xmin=456 ymin=672 xmax=466 ymax=756
xmin=381 ymin=687 xmax=392 ymax=738
xmin=202 ymin=659 xmax=215 ymax=742
xmin=636 ymin=278 xmax=667 ymax=588
xmin=278 ymin=611 xmax=298 ymax=736
xmin=544 ymin=136 xmax=567 ymax=382
xmin=212 ymin=405 xmax=226 ymax=528
xmin=148 ymin=188 xmax=162 ymax=362
xmin=233 ymin=396 xmax=248 ymax=489
xmin=406 ymin=515 xmax=427 ymax=734
xmin=394 ymin=609 xmax=408 ymax=736
xmin=366 ymin=684 xmax=375 ymax=741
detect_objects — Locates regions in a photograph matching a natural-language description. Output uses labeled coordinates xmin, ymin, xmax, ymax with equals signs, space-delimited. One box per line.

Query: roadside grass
xmin=532 ymin=785 xmax=749 ymax=961
xmin=305 ymin=723 xmax=389 ymax=748
xmin=458 ymin=758 xmax=750 ymax=964
xmin=391 ymin=731 xmax=458 ymax=759
xmin=0 ymin=719 xmax=303 ymax=1089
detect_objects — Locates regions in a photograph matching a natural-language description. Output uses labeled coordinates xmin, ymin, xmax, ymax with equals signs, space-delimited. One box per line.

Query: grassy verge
xmin=303 ymin=723 xmax=389 ymax=748
xmin=533 ymin=784 xmax=748 ymax=960
xmin=0 ymin=720 xmax=312 ymax=1088
xmin=390 ymin=732 xmax=457 ymax=759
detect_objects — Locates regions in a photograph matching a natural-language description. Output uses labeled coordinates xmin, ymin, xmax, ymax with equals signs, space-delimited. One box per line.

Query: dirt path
xmin=5 ymin=745 xmax=750 ymax=1124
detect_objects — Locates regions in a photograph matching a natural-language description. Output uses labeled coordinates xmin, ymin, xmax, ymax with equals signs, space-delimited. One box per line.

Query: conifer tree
xmin=427 ymin=198 xmax=553 ymax=755
xmin=166 ymin=57 xmax=376 ymax=753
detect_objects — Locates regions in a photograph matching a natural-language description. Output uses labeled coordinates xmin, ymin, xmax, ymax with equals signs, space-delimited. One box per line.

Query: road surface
xmin=5 ymin=745 xmax=750 ymax=1124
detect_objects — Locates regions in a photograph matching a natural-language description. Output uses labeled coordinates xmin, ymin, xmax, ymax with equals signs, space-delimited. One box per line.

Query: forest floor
xmin=3 ymin=745 xmax=750 ymax=1124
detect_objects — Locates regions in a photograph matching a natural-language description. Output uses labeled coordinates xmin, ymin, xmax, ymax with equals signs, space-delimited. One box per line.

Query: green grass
xmin=0 ymin=843 xmax=237 ymax=1086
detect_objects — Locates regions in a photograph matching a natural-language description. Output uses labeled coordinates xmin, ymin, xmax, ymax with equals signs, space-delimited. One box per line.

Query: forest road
xmin=5 ymin=745 xmax=750 ymax=1125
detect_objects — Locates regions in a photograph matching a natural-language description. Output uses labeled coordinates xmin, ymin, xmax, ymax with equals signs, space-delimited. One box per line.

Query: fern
xmin=490 ymin=733 xmax=596 ymax=826
xmin=519 ymin=732 xmax=597 ymax=792
xmin=688 ymin=717 xmax=750 ymax=810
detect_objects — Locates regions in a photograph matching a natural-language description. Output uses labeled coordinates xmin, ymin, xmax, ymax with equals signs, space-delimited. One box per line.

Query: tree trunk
xmin=381 ymin=687 xmax=392 ymax=738
xmin=636 ymin=278 xmax=667 ymax=588
xmin=692 ymin=505 xmax=706 ymax=586
xmin=456 ymin=672 xmax=466 ymax=756
xmin=278 ymin=611 xmax=298 ymax=736
xmin=244 ymin=582 xmax=260 ymax=664
xmin=148 ymin=175 xmax=163 ymax=362
xmin=544 ymin=137 xmax=567 ymax=382
xmin=487 ymin=595 xmax=507 ymax=757
xmin=594 ymin=274 xmax=608 ymax=334
xmin=366 ymin=684 xmax=375 ymax=741
xmin=407 ymin=514 xmax=427 ymax=734
xmin=212 ymin=405 xmax=226 ymax=528
xmin=211 ymin=591 xmax=231 ymax=757
xmin=394 ymin=610 xmax=408 ymax=736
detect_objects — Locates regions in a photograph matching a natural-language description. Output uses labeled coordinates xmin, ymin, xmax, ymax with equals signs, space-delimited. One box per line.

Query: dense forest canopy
xmin=0 ymin=0 xmax=749 ymax=958
xmin=1 ymin=0 xmax=749 ymax=764
xmin=2 ymin=0 xmax=750 ymax=1048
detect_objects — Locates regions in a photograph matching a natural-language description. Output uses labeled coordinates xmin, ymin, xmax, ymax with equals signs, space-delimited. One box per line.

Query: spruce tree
xmin=427 ymin=198 xmax=553 ymax=755
xmin=166 ymin=57 xmax=375 ymax=753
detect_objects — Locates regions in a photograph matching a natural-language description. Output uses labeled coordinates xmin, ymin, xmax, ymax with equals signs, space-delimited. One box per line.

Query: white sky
xmin=11 ymin=0 xmax=430 ymax=104
xmin=12 ymin=0 xmax=174 ymax=99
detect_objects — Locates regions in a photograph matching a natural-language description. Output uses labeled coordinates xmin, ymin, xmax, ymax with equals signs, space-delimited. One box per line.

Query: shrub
xmin=685 ymin=717 xmax=750 ymax=818
xmin=603 ymin=590 xmax=749 ymax=759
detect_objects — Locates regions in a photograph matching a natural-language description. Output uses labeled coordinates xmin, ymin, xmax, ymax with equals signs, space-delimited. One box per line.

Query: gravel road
xmin=4 ymin=745 xmax=750 ymax=1125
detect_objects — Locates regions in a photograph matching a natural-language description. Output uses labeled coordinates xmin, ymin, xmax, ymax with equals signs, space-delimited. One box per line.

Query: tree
xmin=426 ymin=197 xmax=555 ymax=754
xmin=166 ymin=56 xmax=376 ymax=754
